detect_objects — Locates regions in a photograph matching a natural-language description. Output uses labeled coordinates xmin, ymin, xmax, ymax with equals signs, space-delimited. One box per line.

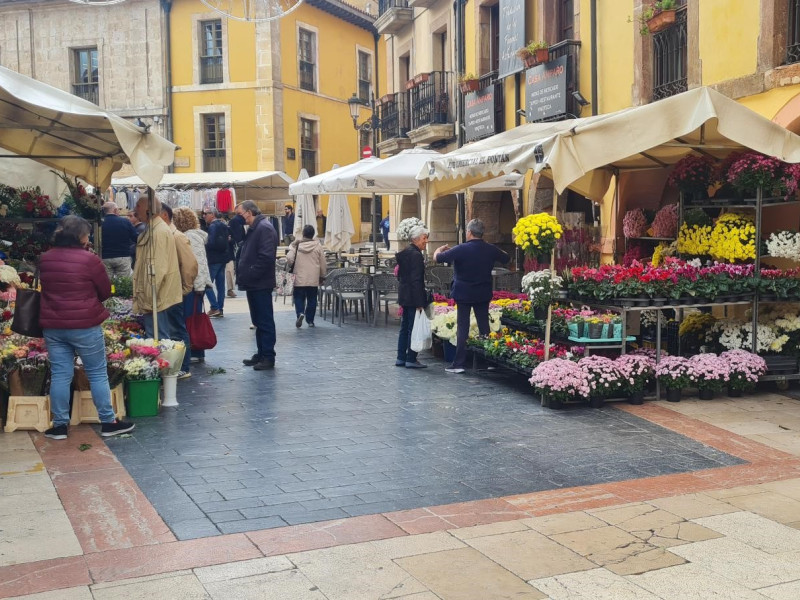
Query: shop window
xmin=72 ymin=47 xmax=98 ymax=104
xmin=203 ymin=114 xmax=226 ymax=172
xmin=299 ymin=28 xmax=316 ymax=92
xmin=789 ymin=0 xmax=800 ymax=65
xmin=200 ymin=20 xmax=223 ymax=84
xmin=300 ymin=118 xmax=317 ymax=176
xmin=358 ymin=50 xmax=372 ymax=102
xmin=652 ymin=4 xmax=687 ymax=101
xmin=360 ymin=196 xmax=382 ymax=223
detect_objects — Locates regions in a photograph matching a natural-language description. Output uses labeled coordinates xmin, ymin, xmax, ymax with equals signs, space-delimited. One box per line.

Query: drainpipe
xmin=590 ymin=0 xmax=597 ymax=116
xmin=161 ymin=0 xmax=175 ymax=146
xmin=454 ymin=0 xmax=466 ymax=242
xmin=373 ymin=32 xmax=380 ymax=158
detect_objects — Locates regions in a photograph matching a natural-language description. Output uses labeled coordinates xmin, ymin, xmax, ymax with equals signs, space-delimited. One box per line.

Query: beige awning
xmin=419 ymin=87 xmax=800 ymax=201
xmin=112 ymin=171 xmax=293 ymax=189
xmin=0 ymin=66 xmax=176 ymax=189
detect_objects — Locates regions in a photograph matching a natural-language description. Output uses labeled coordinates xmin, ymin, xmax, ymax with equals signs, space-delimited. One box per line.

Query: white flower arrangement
xmin=0 ymin=265 xmax=21 ymax=286
xmin=521 ymin=269 xmax=562 ymax=309
xmin=765 ymin=230 xmax=800 ymax=262
xmin=123 ymin=356 xmax=163 ymax=380
xmin=708 ymin=320 xmax=780 ymax=353
xmin=430 ymin=308 xmax=501 ymax=343
xmin=396 ymin=217 xmax=427 ymax=241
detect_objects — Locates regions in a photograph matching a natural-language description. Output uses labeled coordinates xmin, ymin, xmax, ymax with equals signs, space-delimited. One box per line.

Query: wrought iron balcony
xmin=789 ymin=0 xmax=800 ymax=64
xmin=202 ymin=149 xmax=226 ymax=172
xmin=72 ymin=83 xmax=99 ymax=105
xmin=200 ymin=56 xmax=223 ymax=84
xmin=375 ymin=0 xmax=412 ymax=34
xmin=377 ymin=91 xmax=413 ymax=155
xmin=410 ymin=71 xmax=452 ymax=128
xmin=652 ymin=7 xmax=687 ymax=101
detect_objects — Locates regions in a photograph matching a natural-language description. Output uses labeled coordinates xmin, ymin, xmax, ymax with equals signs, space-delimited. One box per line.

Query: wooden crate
xmin=4 ymin=395 xmax=51 ymax=433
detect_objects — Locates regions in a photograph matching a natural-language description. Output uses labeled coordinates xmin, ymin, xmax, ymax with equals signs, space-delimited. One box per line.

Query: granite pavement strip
xmin=3 ymin=299 xmax=800 ymax=597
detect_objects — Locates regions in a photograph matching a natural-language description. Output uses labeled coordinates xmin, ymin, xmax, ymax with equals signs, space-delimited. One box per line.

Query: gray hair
xmin=409 ymin=225 xmax=429 ymax=241
xmin=466 ymin=218 xmax=484 ymax=238
xmin=240 ymin=200 xmax=260 ymax=215
xmin=102 ymin=201 xmax=119 ymax=215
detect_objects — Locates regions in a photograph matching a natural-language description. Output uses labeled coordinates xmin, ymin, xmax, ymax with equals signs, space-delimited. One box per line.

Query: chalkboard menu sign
xmin=525 ymin=55 xmax=568 ymax=121
xmin=498 ymin=0 xmax=525 ymax=79
xmin=464 ymin=87 xmax=496 ymax=142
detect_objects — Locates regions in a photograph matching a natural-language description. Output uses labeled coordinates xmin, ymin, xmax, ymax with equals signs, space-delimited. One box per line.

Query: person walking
xmin=380 ymin=214 xmax=391 ymax=250
xmin=282 ymin=204 xmax=295 ymax=245
xmin=173 ymin=207 xmax=214 ymax=364
xmin=433 ymin=218 xmax=509 ymax=374
xmin=132 ymin=195 xmax=183 ymax=340
xmin=203 ymin=209 xmax=230 ymax=317
xmin=100 ymin=201 xmax=138 ymax=277
xmin=395 ymin=225 xmax=429 ymax=369
xmin=237 ymin=200 xmax=279 ymax=370
xmin=286 ymin=224 xmax=326 ymax=328
xmin=40 ymin=215 xmax=135 ymax=440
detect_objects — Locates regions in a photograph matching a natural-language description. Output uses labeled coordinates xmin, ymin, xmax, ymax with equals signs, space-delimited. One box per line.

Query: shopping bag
xmin=410 ymin=310 xmax=432 ymax=353
xmin=186 ymin=296 xmax=217 ymax=350
xmin=11 ymin=270 xmax=42 ymax=338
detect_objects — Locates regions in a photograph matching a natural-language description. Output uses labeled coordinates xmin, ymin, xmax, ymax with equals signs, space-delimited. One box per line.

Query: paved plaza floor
xmin=4 ymin=296 xmax=800 ymax=598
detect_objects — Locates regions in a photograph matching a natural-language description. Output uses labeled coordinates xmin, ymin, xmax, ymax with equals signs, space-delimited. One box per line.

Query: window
xmin=300 ymin=118 xmax=317 ymax=176
xmin=360 ymin=197 xmax=382 ymax=223
xmin=790 ymin=0 xmax=800 ymax=64
xmin=72 ymin=48 xmax=98 ymax=104
xmin=299 ymin=29 xmax=316 ymax=91
xmin=199 ymin=20 xmax=223 ymax=84
xmin=557 ymin=0 xmax=574 ymax=41
xmin=203 ymin=114 xmax=226 ymax=172
xmin=357 ymin=50 xmax=372 ymax=102
xmin=359 ymin=128 xmax=371 ymax=154
xmin=652 ymin=4 xmax=687 ymax=101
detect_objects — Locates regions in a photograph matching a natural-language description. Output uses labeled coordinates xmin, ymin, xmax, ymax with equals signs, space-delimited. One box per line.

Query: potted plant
xmin=579 ymin=355 xmax=625 ymax=407
xmin=529 ymin=358 xmax=591 ymax=408
xmin=637 ymin=0 xmax=678 ymax=36
xmin=689 ymin=353 xmax=730 ymax=400
xmin=512 ymin=213 xmax=563 ymax=262
xmin=668 ymin=154 xmax=715 ymax=200
xmin=458 ymin=73 xmax=480 ymax=94
xmin=720 ymin=350 xmax=766 ymax=397
xmin=617 ymin=354 xmax=655 ymax=404
xmin=517 ymin=41 xmax=550 ymax=68
xmin=521 ymin=269 xmax=562 ymax=316
xmin=655 ymin=355 xmax=692 ymax=402
xmin=725 ymin=151 xmax=800 ymax=200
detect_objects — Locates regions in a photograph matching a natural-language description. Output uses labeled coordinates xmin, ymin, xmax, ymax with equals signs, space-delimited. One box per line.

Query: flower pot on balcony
xmin=379 ymin=93 xmax=396 ymax=104
xmin=459 ymin=79 xmax=480 ymax=94
xmin=535 ymin=48 xmax=549 ymax=63
xmin=405 ymin=79 xmax=417 ymax=90
xmin=646 ymin=9 xmax=676 ymax=33
xmin=413 ymin=73 xmax=429 ymax=85
xmin=523 ymin=55 xmax=538 ymax=68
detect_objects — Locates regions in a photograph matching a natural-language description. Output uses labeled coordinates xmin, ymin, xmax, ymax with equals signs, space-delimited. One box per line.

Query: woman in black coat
xmin=395 ymin=225 xmax=429 ymax=368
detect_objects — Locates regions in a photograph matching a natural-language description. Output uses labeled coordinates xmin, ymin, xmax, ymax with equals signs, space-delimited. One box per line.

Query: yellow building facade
xmin=170 ymin=0 xmax=384 ymax=240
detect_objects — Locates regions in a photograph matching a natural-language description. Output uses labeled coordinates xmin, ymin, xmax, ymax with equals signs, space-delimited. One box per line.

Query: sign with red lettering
xmin=464 ymin=87 xmax=496 ymax=142
xmin=525 ymin=55 xmax=568 ymax=122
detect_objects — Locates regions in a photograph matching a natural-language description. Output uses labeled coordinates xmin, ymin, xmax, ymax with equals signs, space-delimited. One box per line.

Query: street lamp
xmin=347 ymin=92 xmax=378 ymax=159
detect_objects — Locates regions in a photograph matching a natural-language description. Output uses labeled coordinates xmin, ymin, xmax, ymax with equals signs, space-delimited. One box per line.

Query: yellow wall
xmin=699 ymin=0 xmax=759 ymax=86
xmin=738 ymin=86 xmax=800 ymax=121
xmin=593 ymin=0 xmax=634 ymax=114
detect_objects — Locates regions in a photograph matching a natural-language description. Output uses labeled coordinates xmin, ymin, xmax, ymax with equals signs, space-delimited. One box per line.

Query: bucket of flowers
xmin=616 ymin=354 xmax=655 ymax=404
xmin=654 ymin=355 xmax=693 ymax=402
xmin=578 ymin=355 xmax=625 ymax=407
xmin=720 ymin=350 xmax=766 ymax=397
xmin=124 ymin=339 xmax=170 ymax=417
xmin=529 ymin=358 xmax=590 ymax=409
xmin=688 ymin=353 xmax=730 ymax=400
xmin=512 ymin=213 xmax=563 ymax=262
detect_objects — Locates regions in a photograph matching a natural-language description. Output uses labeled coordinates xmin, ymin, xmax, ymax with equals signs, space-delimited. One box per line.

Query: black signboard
xmin=498 ymin=0 xmax=525 ymax=79
xmin=464 ymin=87 xmax=496 ymax=142
xmin=525 ymin=55 xmax=568 ymax=121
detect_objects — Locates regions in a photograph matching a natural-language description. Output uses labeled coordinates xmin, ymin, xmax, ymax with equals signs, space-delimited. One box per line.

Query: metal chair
xmin=319 ymin=267 xmax=357 ymax=321
xmin=372 ymin=272 xmax=399 ymax=324
xmin=425 ymin=265 xmax=453 ymax=298
xmin=331 ymin=272 xmax=371 ymax=326
xmin=494 ymin=271 xmax=523 ymax=293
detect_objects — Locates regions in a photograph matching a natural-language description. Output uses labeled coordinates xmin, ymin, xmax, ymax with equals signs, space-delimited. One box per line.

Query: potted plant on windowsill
xmin=458 ymin=73 xmax=480 ymax=94
xmin=638 ymin=0 xmax=677 ymax=35
xmin=517 ymin=41 xmax=550 ymax=68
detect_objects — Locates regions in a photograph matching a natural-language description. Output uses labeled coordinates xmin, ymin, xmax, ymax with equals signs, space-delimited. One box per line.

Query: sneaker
xmin=308 ymin=322 xmax=315 ymax=328
xmin=177 ymin=370 xmax=192 ymax=380
xmin=207 ymin=309 xmax=221 ymax=317
xmin=101 ymin=420 xmax=136 ymax=437
xmin=190 ymin=357 xmax=204 ymax=364
xmin=405 ymin=361 xmax=428 ymax=369
xmin=44 ymin=424 xmax=68 ymax=440
xmin=296 ymin=314 xmax=304 ymax=328
xmin=243 ymin=354 xmax=260 ymax=366
xmin=445 ymin=367 xmax=466 ymax=374
xmin=211 ymin=310 xmax=224 ymax=318
xmin=253 ymin=359 xmax=275 ymax=370
xmin=227 ymin=290 xmax=237 ymax=298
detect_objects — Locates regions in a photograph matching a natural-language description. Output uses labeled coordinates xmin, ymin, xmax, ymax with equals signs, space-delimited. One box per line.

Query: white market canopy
xmin=289 ymin=157 xmax=381 ymax=196
xmin=419 ymin=86 xmax=800 ymax=201
xmin=112 ymin=171 xmax=293 ymax=189
xmin=0 ymin=66 xmax=176 ymax=189
xmin=343 ymin=147 xmax=443 ymax=194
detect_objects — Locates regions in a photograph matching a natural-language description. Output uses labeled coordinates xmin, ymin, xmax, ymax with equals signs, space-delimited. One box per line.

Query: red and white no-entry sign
xmin=362 ymin=146 xmax=373 ymax=159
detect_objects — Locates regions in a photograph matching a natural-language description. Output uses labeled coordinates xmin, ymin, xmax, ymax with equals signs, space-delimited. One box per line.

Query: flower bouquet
xmin=720 ymin=349 xmax=766 ymax=394
xmin=765 ymin=231 xmax=800 ymax=262
xmin=654 ymin=355 xmax=693 ymax=390
xmin=11 ymin=339 xmax=50 ymax=396
xmin=158 ymin=339 xmax=186 ymax=376
xmin=52 ymin=171 xmax=103 ymax=220
xmin=668 ymin=154 xmax=715 ymax=198
xmin=17 ymin=187 xmax=55 ymax=218
xmin=529 ymin=358 xmax=591 ymax=404
xmin=651 ymin=204 xmax=678 ymax=239
xmin=623 ymin=209 xmax=649 ymax=238
xmin=123 ymin=356 xmax=168 ymax=381
xmin=512 ymin=213 xmax=563 ymax=260
xmin=396 ymin=217 xmax=427 ymax=241
xmin=107 ymin=351 xmax=127 ymax=388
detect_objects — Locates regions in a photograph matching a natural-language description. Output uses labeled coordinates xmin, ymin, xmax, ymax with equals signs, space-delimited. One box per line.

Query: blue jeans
xmin=205 ymin=263 xmax=227 ymax=311
xmin=142 ymin=310 xmax=171 ymax=340
xmin=166 ymin=301 xmax=191 ymax=371
xmin=44 ymin=326 xmax=116 ymax=427
xmin=453 ymin=301 xmax=490 ymax=369
xmin=396 ymin=306 xmax=418 ymax=364
xmin=246 ymin=288 xmax=276 ymax=361
xmin=183 ymin=293 xmax=206 ymax=360
xmin=293 ymin=286 xmax=318 ymax=324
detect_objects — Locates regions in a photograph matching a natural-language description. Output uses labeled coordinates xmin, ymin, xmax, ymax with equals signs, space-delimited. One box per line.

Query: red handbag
xmin=186 ymin=295 xmax=217 ymax=350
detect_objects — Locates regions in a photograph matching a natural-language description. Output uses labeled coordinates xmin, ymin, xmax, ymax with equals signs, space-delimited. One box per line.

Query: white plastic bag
xmin=410 ymin=310 xmax=432 ymax=352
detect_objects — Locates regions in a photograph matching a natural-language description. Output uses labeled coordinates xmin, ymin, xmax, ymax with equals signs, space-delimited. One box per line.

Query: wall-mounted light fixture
xmin=572 ymin=91 xmax=590 ymax=107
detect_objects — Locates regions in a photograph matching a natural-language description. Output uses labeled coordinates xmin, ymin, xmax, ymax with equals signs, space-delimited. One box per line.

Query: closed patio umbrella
xmin=293 ymin=168 xmax=317 ymax=238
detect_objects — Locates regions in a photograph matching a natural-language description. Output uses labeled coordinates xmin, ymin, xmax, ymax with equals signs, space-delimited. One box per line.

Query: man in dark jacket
xmin=101 ymin=202 xmax=139 ymax=277
xmin=395 ymin=225 xmax=429 ymax=368
xmin=203 ymin=209 xmax=230 ymax=317
xmin=226 ymin=204 xmax=247 ymax=297
xmin=433 ymin=218 xmax=509 ymax=374
xmin=237 ymin=200 xmax=279 ymax=370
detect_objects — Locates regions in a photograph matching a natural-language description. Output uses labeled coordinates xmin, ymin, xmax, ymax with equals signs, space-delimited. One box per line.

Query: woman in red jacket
xmin=40 ymin=216 xmax=135 ymax=440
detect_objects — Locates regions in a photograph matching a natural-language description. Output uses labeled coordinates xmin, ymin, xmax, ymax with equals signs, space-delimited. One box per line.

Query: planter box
xmin=459 ymin=80 xmax=480 ymax=94
xmin=647 ymin=9 xmax=676 ymax=33
xmin=70 ymin=384 xmax=126 ymax=425
xmin=4 ymin=395 xmax=51 ymax=433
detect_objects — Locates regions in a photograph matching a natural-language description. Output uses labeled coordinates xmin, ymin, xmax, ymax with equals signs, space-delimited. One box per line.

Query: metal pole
xmin=752 ymin=185 xmax=762 ymax=353
xmin=543 ymin=187 xmax=559 ymax=361
xmin=147 ymin=187 xmax=159 ymax=341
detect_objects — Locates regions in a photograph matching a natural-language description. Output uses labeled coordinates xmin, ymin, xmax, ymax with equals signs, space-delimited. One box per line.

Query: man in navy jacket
xmin=433 ymin=218 xmax=509 ymax=373
xmin=101 ymin=202 xmax=139 ymax=277
xmin=204 ymin=209 xmax=230 ymax=317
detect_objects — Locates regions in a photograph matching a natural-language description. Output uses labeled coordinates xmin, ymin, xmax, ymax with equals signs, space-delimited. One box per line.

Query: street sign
xmin=362 ymin=146 xmax=373 ymax=158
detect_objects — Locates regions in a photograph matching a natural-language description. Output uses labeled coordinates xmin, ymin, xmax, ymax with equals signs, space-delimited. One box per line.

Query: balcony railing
xmin=378 ymin=91 xmax=410 ymax=142
xmin=409 ymin=71 xmax=453 ymax=130
xmin=203 ymin=149 xmax=226 ymax=172
xmin=789 ymin=0 xmax=800 ymax=64
xmin=652 ymin=7 xmax=687 ymax=101
xmin=378 ymin=0 xmax=409 ymax=15
xmin=72 ymin=83 xmax=99 ymax=105
xmin=200 ymin=56 xmax=223 ymax=84
xmin=547 ymin=40 xmax=582 ymax=118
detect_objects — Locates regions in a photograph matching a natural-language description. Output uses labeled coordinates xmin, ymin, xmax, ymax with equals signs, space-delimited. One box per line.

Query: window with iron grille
xmin=789 ymin=0 xmax=800 ymax=64
xmin=72 ymin=47 xmax=99 ymax=104
xmin=299 ymin=29 xmax=316 ymax=92
xmin=200 ymin=20 xmax=223 ymax=84
xmin=652 ymin=5 xmax=687 ymax=101
xmin=203 ymin=114 xmax=226 ymax=172
xmin=300 ymin=118 xmax=317 ymax=176
xmin=358 ymin=50 xmax=372 ymax=102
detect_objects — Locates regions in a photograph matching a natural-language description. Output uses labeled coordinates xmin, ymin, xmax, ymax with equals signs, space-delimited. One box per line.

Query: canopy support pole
xmin=543 ymin=186 xmax=558 ymax=361
xmin=147 ymin=187 xmax=159 ymax=341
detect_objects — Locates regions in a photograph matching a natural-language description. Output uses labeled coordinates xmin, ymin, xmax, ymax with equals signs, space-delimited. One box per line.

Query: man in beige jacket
xmin=132 ymin=195 xmax=184 ymax=340
xmin=286 ymin=224 xmax=326 ymax=328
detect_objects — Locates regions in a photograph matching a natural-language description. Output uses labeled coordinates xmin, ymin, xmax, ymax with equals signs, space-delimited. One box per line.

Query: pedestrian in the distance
xmin=203 ymin=209 xmax=230 ymax=318
xmin=287 ymin=224 xmax=326 ymax=328
xmin=433 ymin=218 xmax=509 ymax=374
xmin=380 ymin=214 xmax=391 ymax=250
xmin=100 ymin=201 xmax=138 ymax=277
xmin=395 ymin=225 xmax=429 ymax=369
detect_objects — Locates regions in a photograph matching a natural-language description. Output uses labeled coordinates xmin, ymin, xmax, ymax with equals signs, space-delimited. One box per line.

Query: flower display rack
xmin=4 ymin=395 xmax=51 ymax=433
xmin=69 ymin=384 xmax=126 ymax=425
